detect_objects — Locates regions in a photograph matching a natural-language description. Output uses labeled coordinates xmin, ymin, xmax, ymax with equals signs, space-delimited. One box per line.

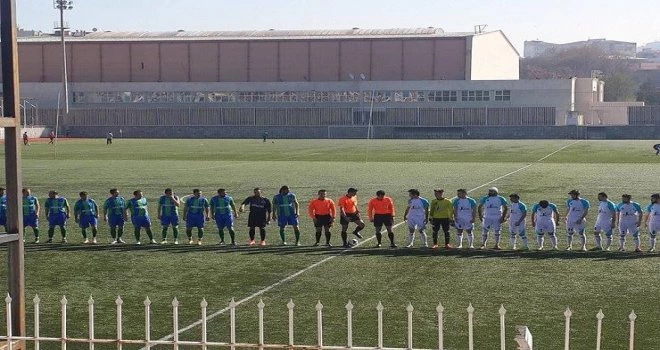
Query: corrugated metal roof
xmin=18 ymin=27 xmax=478 ymax=42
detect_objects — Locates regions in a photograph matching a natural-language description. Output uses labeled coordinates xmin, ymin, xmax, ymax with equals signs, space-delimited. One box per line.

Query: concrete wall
xmin=469 ymin=31 xmax=520 ymax=80
xmin=61 ymin=124 xmax=660 ymax=140
xmin=9 ymin=38 xmax=479 ymax=83
xmin=0 ymin=127 xmax=52 ymax=140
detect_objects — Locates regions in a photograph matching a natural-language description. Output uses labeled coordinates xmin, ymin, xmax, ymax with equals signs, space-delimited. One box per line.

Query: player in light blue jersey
xmin=593 ymin=192 xmax=616 ymax=251
xmin=507 ymin=193 xmax=528 ymax=250
xmin=452 ymin=189 xmax=478 ymax=249
xmin=645 ymin=193 xmax=660 ymax=252
xmin=477 ymin=187 xmax=508 ymax=250
xmin=184 ymin=189 xmax=211 ymax=245
xmin=531 ymin=200 xmax=560 ymax=250
xmin=565 ymin=190 xmax=590 ymax=251
xmin=272 ymin=186 xmax=301 ymax=246
xmin=615 ymin=194 xmax=643 ymax=252
xmin=403 ymin=189 xmax=429 ymax=248
xmin=74 ymin=191 xmax=99 ymax=244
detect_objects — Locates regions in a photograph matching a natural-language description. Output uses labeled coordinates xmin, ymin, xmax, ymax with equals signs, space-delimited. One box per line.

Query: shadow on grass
xmin=18 ymin=242 xmax=658 ymax=261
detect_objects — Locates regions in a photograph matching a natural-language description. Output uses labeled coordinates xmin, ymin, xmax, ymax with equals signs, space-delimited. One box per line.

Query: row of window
xmin=72 ymin=90 xmax=512 ymax=104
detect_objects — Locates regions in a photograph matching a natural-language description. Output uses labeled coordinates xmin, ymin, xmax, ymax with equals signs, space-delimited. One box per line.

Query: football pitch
xmin=0 ymin=138 xmax=659 ymax=350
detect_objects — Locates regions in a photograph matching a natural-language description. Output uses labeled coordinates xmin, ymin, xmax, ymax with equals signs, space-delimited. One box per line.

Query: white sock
xmin=481 ymin=231 xmax=489 ymax=246
xmin=606 ymin=236 xmax=612 ymax=248
xmin=407 ymin=232 xmax=415 ymax=246
xmin=494 ymin=234 xmax=501 ymax=246
xmin=651 ymin=236 xmax=656 ymax=249
xmin=550 ymin=234 xmax=558 ymax=248
xmin=521 ymin=236 xmax=528 ymax=248
xmin=510 ymin=236 xmax=516 ymax=247
xmin=420 ymin=231 xmax=428 ymax=246
xmin=457 ymin=233 xmax=463 ymax=246
xmin=579 ymin=234 xmax=586 ymax=247
xmin=567 ymin=234 xmax=574 ymax=247
xmin=467 ymin=232 xmax=474 ymax=247
xmin=537 ymin=235 xmax=544 ymax=248
xmin=594 ymin=235 xmax=602 ymax=248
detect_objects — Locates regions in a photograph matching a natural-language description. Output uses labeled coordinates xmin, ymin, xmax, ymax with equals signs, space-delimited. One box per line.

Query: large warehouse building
xmin=1 ymin=27 xmax=652 ymax=139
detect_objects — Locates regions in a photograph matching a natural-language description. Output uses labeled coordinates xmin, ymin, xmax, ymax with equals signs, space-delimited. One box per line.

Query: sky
xmin=16 ymin=0 xmax=660 ymax=52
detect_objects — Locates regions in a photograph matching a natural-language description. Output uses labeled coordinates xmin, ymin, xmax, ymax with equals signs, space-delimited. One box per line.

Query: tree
xmin=637 ymin=80 xmax=660 ymax=105
xmin=603 ymin=73 xmax=638 ymax=102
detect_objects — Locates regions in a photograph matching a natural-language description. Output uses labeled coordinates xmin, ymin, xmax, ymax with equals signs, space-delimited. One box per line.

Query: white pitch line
xmin=145 ymin=140 xmax=581 ymax=346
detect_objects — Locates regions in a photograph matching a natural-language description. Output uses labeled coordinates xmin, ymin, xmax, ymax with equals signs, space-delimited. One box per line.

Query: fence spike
xmin=406 ymin=302 xmax=414 ymax=312
xmin=564 ymin=307 xmax=572 ymax=318
xmin=629 ymin=310 xmax=637 ymax=350
xmin=377 ymin=301 xmax=384 ymax=349
xmin=33 ymin=294 xmax=40 ymax=304
xmin=5 ymin=293 xmax=11 ymax=303
xmin=376 ymin=301 xmax=384 ymax=311
xmin=201 ymin=298 xmax=208 ymax=350
xmin=316 ymin=300 xmax=324 ymax=311
xmin=346 ymin=300 xmax=354 ymax=348
xmin=287 ymin=299 xmax=295 ymax=346
xmin=144 ymin=296 xmax=152 ymax=350
xmin=258 ymin=299 xmax=265 ymax=345
xmin=407 ymin=302 xmax=414 ymax=349
xmin=436 ymin=302 xmax=444 ymax=313
xmin=115 ymin=295 xmax=123 ymax=305
xmin=229 ymin=297 xmax=237 ymax=308
xmin=6 ymin=293 xmax=12 ymax=350
xmin=61 ymin=294 xmax=68 ymax=350
xmin=467 ymin=303 xmax=475 ymax=314
xmin=467 ymin=303 xmax=475 ymax=350
xmin=34 ymin=293 xmax=40 ymax=350
xmin=316 ymin=300 xmax=324 ymax=347
xmin=596 ymin=309 xmax=604 ymax=350
xmin=499 ymin=304 xmax=507 ymax=350
xmin=287 ymin=299 xmax=295 ymax=309
xmin=564 ymin=307 xmax=572 ymax=350
xmin=200 ymin=298 xmax=208 ymax=308
xmin=89 ymin=294 xmax=95 ymax=350
xmin=258 ymin=299 xmax=265 ymax=309
xmin=61 ymin=295 xmax=68 ymax=305
xmin=172 ymin=297 xmax=179 ymax=307
xmin=346 ymin=300 xmax=354 ymax=311
xmin=144 ymin=296 xmax=151 ymax=306
xmin=88 ymin=295 xmax=94 ymax=305
xmin=229 ymin=298 xmax=236 ymax=345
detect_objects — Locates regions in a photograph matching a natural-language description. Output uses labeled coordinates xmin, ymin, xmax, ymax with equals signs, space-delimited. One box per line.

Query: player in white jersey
xmin=645 ymin=193 xmax=660 ymax=252
xmin=403 ymin=189 xmax=429 ymax=248
xmin=477 ymin=187 xmax=509 ymax=250
xmin=507 ymin=193 xmax=528 ymax=250
xmin=615 ymin=194 xmax=643 ymax=252
xmin=531 ymin=200 xmax=560 ymax=250
xmin=593 ymin=192 xmax=617 ymax=251
xmin=565 ymin=190 xmax=590 ymax=251
xmin=452 ymin=189 xmax=478 ymax=249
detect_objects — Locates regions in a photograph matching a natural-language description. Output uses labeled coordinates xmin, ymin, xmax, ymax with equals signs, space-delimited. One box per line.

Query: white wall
xmin=469 ymin=31 xmax=520 ymax=80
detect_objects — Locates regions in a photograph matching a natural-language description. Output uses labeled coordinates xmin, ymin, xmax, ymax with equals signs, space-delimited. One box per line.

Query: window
xmin=495 ymin=90 xmax=511 ymax=101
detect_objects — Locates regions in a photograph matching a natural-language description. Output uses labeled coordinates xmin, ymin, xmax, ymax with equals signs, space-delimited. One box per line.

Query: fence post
xmin=514 ymin=326 xmax=533 ymax=350
xmin=33 ymin=295 xmax=40 ymax=350
xmin=467 ymin=303 xmax=475 ymax=350
xmin=89 ymin=296 xmax=95 ymax=350
xmin=5 ymin=294 xmax=12 ymax=350
xmin=628 ymin=311 xmax=636 ymax=350
xmin=346 ymin=300 xmax=354 ymax=348
xmin=436 ymin=302 xmax=444 ymax=350
xmin=377 ymin=302 xmax=384 ymax=349
xmin=258 ymin=299 xmax=265 ymax=346
xmin=201 ymin=299 xmax=208 ymax=350
xmin=229 ymin=298 xmax=236 ymax=346
xmin=61 ymin=296 xmax=68 ymax=350
xmin=563 ymin=308 xmax=572 ymax=350
xmin=172 ymin=298 xmax=179 ymax=350
xmin=499 ymin=305 xmax=507 ymax=350
xmin=287 ymin=299 xmax=295 ymax=346
xmin=144 ymin=297 xmax=151 ymax=350
xmin=596 ymin=309 xmax=604 ymax=350
xmin=406 ymin=303 xmax=414 ymax=350
xmin=316 ymin=301 xmax=324 ymax=348
xmin=116 ymin=296 xmax=123 ymax=350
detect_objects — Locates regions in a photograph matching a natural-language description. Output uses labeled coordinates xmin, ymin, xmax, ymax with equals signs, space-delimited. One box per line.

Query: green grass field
xmin=1 ymin=139 xmax=659 ymax=350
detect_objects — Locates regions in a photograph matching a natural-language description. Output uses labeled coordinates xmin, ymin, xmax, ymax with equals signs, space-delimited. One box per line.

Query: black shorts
xmin=432 ymin=218 xmax=452 ymax=232
xmin=373 ymin=214 xmax=393 ymax=227
xmin=314 ymin=215 xmax=333 ymax=228
xmin=248 ymin=216 xmax=268 ymax=228
xmin=340 ymin=213 xmax=362 ymax=225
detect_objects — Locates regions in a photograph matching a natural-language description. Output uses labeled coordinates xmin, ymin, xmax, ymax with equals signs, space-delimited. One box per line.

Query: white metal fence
xmin=0 ymin=294 xmax=642 ymax=350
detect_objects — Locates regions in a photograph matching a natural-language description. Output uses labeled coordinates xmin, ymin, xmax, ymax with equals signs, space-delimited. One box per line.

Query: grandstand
xmin=2 ymin=27 xmax=657 ymax=138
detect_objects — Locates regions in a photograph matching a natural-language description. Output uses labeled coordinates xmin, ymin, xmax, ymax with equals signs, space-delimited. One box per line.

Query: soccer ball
xmin=349 ymin=238 xmax=359 ymax=247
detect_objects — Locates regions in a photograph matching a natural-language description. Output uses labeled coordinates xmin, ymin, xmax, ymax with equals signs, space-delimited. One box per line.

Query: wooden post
xmin=1 ymin=1 xmax=26 ymax=348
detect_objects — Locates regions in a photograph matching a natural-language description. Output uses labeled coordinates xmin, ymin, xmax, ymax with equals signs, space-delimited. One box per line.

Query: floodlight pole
xmin=1 ymin=0 xmax=26 ymax=346
xmin=54 ymin=0 xmax=71 ymax=116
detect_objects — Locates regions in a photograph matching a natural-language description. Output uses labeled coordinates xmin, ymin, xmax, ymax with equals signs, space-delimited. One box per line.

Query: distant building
xmin=524 ymin=39 xmax=637 ymax=58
